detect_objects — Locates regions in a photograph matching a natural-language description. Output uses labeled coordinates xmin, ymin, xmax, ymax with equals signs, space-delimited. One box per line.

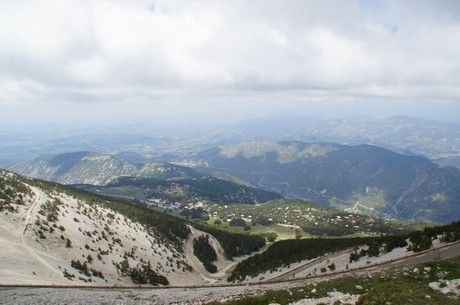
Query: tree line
xmin=228 ymin=237 xmax=372 ymax=282
xmin=193 ymin=235 xmax=218 ymax=273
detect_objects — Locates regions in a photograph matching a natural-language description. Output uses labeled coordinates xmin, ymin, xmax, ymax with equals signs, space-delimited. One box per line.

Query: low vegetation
xmin=30 ymin=177 xmax=191 ymax=250
xmin=114 ymin=259 xmax=169 ymax=286
xmin=38 ymin=198 xmax=61 ymax=222
xmin=207 ymin=199 xmax=423 ymax=238
xmin=0 ymin=171 xmax=32 ymax=212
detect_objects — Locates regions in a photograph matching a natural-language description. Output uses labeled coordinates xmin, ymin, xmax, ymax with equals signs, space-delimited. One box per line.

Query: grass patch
xmin=209 ymin=256 xmax=460 ymax=305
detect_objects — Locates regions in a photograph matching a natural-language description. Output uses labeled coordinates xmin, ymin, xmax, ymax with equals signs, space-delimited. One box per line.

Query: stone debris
xmin=290 ymin=291 xmax=360 ymax=305
xmin=429 ymin=279 xmax=460 ymax=297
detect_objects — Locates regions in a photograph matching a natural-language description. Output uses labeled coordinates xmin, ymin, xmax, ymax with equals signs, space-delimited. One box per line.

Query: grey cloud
xmin=0 ymin=0 xmax=459 ymax=124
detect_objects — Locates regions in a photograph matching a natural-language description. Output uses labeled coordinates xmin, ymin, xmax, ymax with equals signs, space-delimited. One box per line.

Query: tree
xmin=266 ymin=232 xmax=278 ymax=242
xmin=193 ymin=235 xmax=218 ymax=273
xmin=367 ymin=244 xmax=380 ymax=257
xmin=229 ymin=218 xmax=246 ymax=227
xmin=295 ymin=229 xmax=302 ymax=239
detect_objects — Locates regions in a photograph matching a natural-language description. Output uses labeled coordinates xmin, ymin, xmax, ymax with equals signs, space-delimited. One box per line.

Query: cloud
xmin=0 ymin=0 xmax=459 ymax=123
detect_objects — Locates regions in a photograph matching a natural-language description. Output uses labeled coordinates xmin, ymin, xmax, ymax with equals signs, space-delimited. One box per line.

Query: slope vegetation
xmin=78 ymin=176 xmax=282 ymax=205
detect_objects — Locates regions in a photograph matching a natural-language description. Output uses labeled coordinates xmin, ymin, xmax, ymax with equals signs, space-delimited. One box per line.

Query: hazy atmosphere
xmin=1 ymin=0 xmax=460 ymax=125
xmin=2 ymin=2 xmax=460 ymax=304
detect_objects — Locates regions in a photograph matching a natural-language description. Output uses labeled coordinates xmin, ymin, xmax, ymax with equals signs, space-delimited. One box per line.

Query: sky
xmin=1 ymin=0 xmax=460 ymax=125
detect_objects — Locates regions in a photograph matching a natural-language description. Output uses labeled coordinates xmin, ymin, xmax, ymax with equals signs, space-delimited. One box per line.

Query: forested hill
xmin=77 ymin=176 xmax=283 ymax=205
xmin=187 ymin=141 xmax=460 ymax=223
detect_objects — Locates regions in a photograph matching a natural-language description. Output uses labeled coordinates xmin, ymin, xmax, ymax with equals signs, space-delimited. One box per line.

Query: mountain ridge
xmin=9 ymin=151 xmax=202 ymax=185
xmin=2 ymin=116 xmax=459 ymax=169
xmin=187 ymin=141 xmax=460 ymax=223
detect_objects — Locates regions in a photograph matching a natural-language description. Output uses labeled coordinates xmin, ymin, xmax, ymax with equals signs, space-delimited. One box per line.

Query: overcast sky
xmin=1 ymin=0 xmax=460 ymax=125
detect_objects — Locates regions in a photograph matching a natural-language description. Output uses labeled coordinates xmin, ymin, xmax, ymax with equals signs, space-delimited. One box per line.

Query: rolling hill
xmin=186 ymin=141 xmax=460 ymax=223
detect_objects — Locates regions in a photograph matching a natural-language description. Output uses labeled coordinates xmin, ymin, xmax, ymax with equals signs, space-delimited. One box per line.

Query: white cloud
xmin=0 ymin=0 xmax=459 ymax=123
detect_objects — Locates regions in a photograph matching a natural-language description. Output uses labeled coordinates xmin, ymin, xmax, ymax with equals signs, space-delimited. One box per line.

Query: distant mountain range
xmin=1 ymin=116 xmax=459 ymax=168
xmin=232 ymin=116 xmax=460 ymax=168
xmin=185 ymin=141 xmax=460 ymax=223
xmin=9 ymin=151 xmax=201 ymax=185
xmin=8 ymin=141 xmax=460 ymax=223
xmin=9 ymin=151 xmax=282 ymax=205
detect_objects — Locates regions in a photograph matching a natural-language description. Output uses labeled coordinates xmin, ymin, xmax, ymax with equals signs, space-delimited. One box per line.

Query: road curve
xmin=1 ymin=241 xmax=458 ymax=290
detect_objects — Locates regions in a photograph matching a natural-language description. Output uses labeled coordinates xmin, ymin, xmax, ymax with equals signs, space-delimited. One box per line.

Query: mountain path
xmin=21 ymin=188 xmax=63 ymax=277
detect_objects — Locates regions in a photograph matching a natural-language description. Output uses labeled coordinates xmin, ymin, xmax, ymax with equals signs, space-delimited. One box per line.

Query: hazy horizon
xmin=1 ymin=0 xmax=460 ymax=126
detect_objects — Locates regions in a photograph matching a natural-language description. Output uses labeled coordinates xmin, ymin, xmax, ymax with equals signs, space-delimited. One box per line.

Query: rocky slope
xmin=0 ymin=169 xmax=262 ymax=286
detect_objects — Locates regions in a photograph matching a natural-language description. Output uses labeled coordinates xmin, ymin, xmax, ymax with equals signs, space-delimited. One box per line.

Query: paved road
xmin=265 ymin=241 xmax=460 ymax=283
xmin=385 ymin=241 xmax=460 ymax=269
xmin=0 ymin=242 xmax=458 ymax=305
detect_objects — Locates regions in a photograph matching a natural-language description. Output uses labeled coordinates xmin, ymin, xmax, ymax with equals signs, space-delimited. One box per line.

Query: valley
xmin=1 ymin=163 xmax=460 ymax=304
xmin=1 ymin=117 xmax=460 ymax=304
xmin=9 ymin=139 xmax=460 ymax=224
xmin=186 ymin=141 xmax=460 ymax=223
xmin=2 ymin=0 xmax=460 ymax=303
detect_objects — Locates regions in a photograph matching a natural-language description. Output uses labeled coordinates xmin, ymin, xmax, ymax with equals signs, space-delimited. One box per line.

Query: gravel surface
xmin=0 ymin=281 xmax=316 ymax=305
xmin=2 ymin=242 xmax=459 ymax=305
